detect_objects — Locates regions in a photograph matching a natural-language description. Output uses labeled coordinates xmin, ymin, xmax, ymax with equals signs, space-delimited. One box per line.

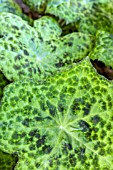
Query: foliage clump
xmin=0 ymin=0 xmax=113 ymax=170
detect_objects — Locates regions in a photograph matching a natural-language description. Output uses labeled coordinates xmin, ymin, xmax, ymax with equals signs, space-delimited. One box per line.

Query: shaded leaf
xmin=77 ymin=1 xmax=113 ymax=35
xmin=0 ymin=13 xmax=93 ymax=81
xmin=0 ymin=57 xmax=113 ymax=170
xmin=34 ymin=16 xmax=62 ymax=40
xmin=0 ymin=72 xmax=17 ymax=170
xmin=0 ymin=150 xmax=18 ymax=170
xmin=0 ymin=0 xmax=32 ymax=24
xmin=23 ymin=0 xmax=47 ymax=13
xmin=89 ymin=31 xmax=113 ymax=69
xmin=46 ymin=0 xmax=113 ymax=24
xmin=45 ymin=0 xmax=92 ymax=24
xmin=0 ymin=71 xmax=10 ymax=100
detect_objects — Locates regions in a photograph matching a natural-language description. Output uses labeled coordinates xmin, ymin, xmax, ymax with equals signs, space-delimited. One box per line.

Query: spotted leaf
xmin=0 ymin=57 xmax=113 ymax=170
xmin=89 ymin=31 xmax=113 ymax=69
xmin=0 ymin=71 xmax=17 ymax=170
xmin=46 ymin=0 xmax=113 ymax=25
xmin=0 ymin=13 xmax=93 ymax=81
xmin=34 ymin=16 xmax=62 ymax=40
xmin=0 ymin=71 xmax=10 ymax=101
xmin=0 ymin=150 xmax=18 ymax=170
xmin=76 ymin=1 xmax=113 ymax=35
xmin=23 ymin=0 xmax=47 ymax=13
xmin=0 ymin=0 xmax=32 ymax=24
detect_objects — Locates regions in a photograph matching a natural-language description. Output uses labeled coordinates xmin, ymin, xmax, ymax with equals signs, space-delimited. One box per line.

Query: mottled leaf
xmin=0 ymin=150 xmax=18 ymax=170
xmin=89 ymin=31 xmax=113 ymax=69
xmin=0 ymin=57 xmax=113 ymax=170
xmin=44 ymin=0 xmax=93 ymax=24
xmin=0 ymin=71 xmax=10 ymax=100
xmin=77 ymin=1 xmax=113 ymax=35
xmin=23 ymin=0 xmax=47 ymax=13
xmin=45 ymin=0 xmax=113 ymax=24
xmin=34 ymin=16 xmax=62 ymax=40
xmin=0 ymin=0 xmax=32 ymax=24
xmin=0 ymin=13 xmax=93 ymax=81
xmin=0 ymin=72 xmax=17 ymax=170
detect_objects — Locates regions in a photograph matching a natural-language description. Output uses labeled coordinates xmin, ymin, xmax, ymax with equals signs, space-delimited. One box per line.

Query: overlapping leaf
xmin=34 ymin=16 xmax=62 ymax=40
xmin=0 ymin=71 xmax=10 ymax=100
xmin=0 ymin=71 xmax=18 ymax=170
xmin=0 ymin=13 xmax=93 ymax=81
xmin=89 ymin=31 xmax=113 ymax=69
xmin=20 ymin=0 xmax=113 ymax=39
xmin=0 ymin=57 xmax=113 ymax=170
xmin=45 ymin=0 xmax=93 ymax=24
xmin=76 ymin=1 xmax=113 ymax=35
xmin=23 ymin=0 xmax=113 ymax=26
xmin=23 ymin=0 xmax=47 ymax=13
xmin=0 ymin=150 xmax=18 ymax=170
xmin=0 ymin=0 xmax=32 ymax=24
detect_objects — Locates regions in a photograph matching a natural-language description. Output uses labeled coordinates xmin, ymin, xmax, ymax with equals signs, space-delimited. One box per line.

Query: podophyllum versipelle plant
xmin=0 ymin=0 xmax=113 ymax=170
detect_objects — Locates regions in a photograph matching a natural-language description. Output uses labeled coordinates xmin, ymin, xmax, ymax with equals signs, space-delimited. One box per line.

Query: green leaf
xmin=45 ymin=0 xmax=113 ymax=24
xmin=0 ymin=72 xmax=17 ymax=170
xmin=0 ymin=13 xmax=93 ymax=81
xmin=22 ymin=0 xmax=99 ymax=24
xmin=45 ymin=0 xmax=93 ymax=24
xmin=23 ymin=0 xmax=47 ymax=13
xmin=0 ymin=71 xmax=10 ymax=100
xmin=34 ymin=16 xmax=62 ymax=40
xmin=0 ymin=150 xmax=18 ymax=170
xmin=89 ymin=31 xmax=113 ymax=69
xmin=0 ymin=0 xmax=32 ymax=24
xmin=76 ymin=1 xmax=113 ymax=35
xmin=0 ymin=57 xmax=113 ymax=170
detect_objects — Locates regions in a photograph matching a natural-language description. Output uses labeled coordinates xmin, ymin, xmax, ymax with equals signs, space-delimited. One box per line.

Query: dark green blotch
xmin=29 ymin=144 xmax=36 ymax=150
xmin=13 ymin=65 xmax=21 ymax=70
xmin=92 ymin=133 xmax=98 ymax=140
xmin=39 ymin=100 xmax=46 ymax=111
xmin=69 ymin=154 xmax=76 ymax=166
xmin=42 ymin=145 xmax=52 ymax=154
xmin=71 ymin=98 xmax=84 ymax=113
xmin=64 ymin=143 xmax=73 ymax=151
xmin=68 ymin=87 xmax=76 ymax=93
xmin=58 ymin=102 xmax=65 ymax=112
xmin=34 ymin=116 xmax=43 ymax=121
xmin=78 ymin=148 xmax=86 ymax=164
xmin=92 ymin=155 xmax=99 ymax=167
xmin=46 ymin=100 xmax=56 ymax=116
xmin=29 ymin=129 xmax=37 ymax=137
xmin=1 ymin=121 xmax=7 ymax=131
xmin=83 ymin=103 xmax=91 ymax=116
xmin=36 ymin=135 xmax=46 ymax=148
xmin=91 ymin=115 xmax=100 ymax=125
xmin=12 ymin=132 xmax=19 ymax=139
xmin=99 ymin=149 xmax=105 ymax=156
xmin=91 ymin=97 xmax=97 ymax=103
xmin=12 ymin=25 xmax=19 ymax=30
xmin=24 ymin=49 xmax=29 ymax=56
xmin=106 ymin=123 xmax=112 ymax=130
xmin=79 ymin=120 xmax=90 ymax=132
xmin=68 ymin=42 xmax=73 ymax=47
xmin=99 ymin=120 xmax=106 ymax=127
xmin=22 ymin=118 xmax=31 ymax=127
xmin=35 ymin=163 xmax=40 ymax=168
xmin=100 ymin=129 xmax=106 ymax=139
